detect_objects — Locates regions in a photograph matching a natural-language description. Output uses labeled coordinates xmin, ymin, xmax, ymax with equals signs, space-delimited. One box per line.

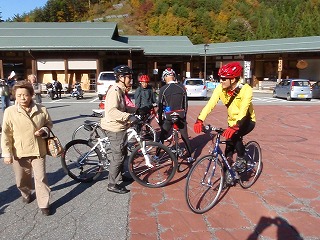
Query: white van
xmin=96 ymin=71 xmax=116 ymax=100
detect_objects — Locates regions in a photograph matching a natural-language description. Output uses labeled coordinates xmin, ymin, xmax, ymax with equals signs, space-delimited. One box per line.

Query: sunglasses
xmin=220 ymin=78 xmax=230 ymax=82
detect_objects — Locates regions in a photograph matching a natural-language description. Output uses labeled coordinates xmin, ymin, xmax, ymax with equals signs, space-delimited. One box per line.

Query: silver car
xmin=272 ymin=79 xmax=312 ymax=101
xmin=183 ymin=78 xmax=207 ymax=100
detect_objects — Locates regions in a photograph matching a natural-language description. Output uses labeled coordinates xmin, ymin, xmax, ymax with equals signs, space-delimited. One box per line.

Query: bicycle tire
xmin=72 ymin=123 xmax=107 ymax=141
xmin=239 ymin=141 xmax=262 ymax=188
xmin=61 ymin=139 xmax=104 ymax=183
xmin=128 ymin=141 xmax=178 ymax=188
xmin=185 ymin=155 xmax=224 ymax=214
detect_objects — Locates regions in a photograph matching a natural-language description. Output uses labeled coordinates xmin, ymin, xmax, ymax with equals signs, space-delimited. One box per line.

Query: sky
xmin=0 ymin=0 xmax=47 ymax=20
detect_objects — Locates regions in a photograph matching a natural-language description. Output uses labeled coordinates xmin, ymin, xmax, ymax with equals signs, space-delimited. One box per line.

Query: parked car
xmin=183 ymin=78 xmax=207 ymax=99
xmin=311 ymin=81 xmax=320 ymax=99
xmin=96 ymin=71 xmax=115 ymax=100
xmin=272 ymin=79 xmax=312 ymax=101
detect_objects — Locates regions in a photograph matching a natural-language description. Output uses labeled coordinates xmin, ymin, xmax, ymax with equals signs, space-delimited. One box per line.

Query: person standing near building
xmin=100 ymin=65 xmax=138 ymax=194
xmin=0 ymin=78 xmax=11 ymax=112
xmin=157 ymin=68 xmax=194 ymax=163
xmin=53 ymin=79 xmax=62 ymax=99
xmin=28 ymin=74 xmax=42 ymax=104
xmin=1 ymin=80 xmax=53 ymax=215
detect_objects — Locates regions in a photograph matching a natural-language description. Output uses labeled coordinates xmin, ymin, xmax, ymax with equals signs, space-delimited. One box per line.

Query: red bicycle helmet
xmin=218 ymin=62 xmax=243 ymax=78
xmin=139 ymin=75 xmax=150 ymax=83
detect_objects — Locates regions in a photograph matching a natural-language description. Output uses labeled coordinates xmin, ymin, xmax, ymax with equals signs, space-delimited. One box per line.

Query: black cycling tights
xmin=225 ymin=120 xmax=255 ymax=159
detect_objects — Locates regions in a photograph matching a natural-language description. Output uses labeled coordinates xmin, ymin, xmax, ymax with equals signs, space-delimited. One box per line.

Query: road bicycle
xmin=72 ymin=119 xmax=156 ymax=151
xmin=61 ymin=120 xmax=177 ymax=187
xmin=164 ymin=111 xmax=194 ymax=172
xmin=185 ymin=125 xmax=262 ymax=214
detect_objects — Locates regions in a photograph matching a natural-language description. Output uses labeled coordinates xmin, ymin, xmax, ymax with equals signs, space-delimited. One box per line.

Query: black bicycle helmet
xmin=113 ymin=65 xmax=133 ymax=77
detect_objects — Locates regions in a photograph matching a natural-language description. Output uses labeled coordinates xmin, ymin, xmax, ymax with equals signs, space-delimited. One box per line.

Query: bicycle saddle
xmin=170 ymin=112 xmax=180 ymax=123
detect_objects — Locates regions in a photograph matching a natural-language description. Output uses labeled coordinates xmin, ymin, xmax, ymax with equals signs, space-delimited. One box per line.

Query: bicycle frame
xmin=82 ymin=123 xmax=154 ymax=168
xmin=207 ymin=132 xmax=239 ymax=183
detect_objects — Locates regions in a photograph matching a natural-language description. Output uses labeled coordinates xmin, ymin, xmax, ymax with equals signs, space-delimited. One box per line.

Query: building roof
xmin=197 ymin=36 xmax=320 ymax=56
xmin=124 ymin=35 xmax=199 ymax=56
xmin=0 ymin=22 xmax=197 ymax=54
xmin=0 ymin=22 xmax=320 ymax=56
xmin=0 ymin=22 xmax=139 ymax=51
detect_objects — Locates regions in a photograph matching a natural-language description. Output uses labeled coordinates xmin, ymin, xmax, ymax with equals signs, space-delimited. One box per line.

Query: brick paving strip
xmin=128 ymin=105 xmax=320 ymax=240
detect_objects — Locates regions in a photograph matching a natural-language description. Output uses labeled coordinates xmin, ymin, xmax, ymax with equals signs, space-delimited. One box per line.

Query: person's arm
xmin=1 ymin=110 xmax=14 ymax=162
xmin=105 ymin=88 xmax=130 ymax=122
xmin=197 ymin=85 xmax=221 ymax=121
xmin=134 ymin=87 xmax=141 ymax=108
xmin=157 ymin=87 xmax=165 ymax=124
xmin=35 ymin=106 xmax=53 ymax=138
xmin=151 ymin=87 xmax=157 ymax=104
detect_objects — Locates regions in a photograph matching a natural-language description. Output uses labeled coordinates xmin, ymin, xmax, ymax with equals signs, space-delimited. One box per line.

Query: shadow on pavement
xmin=0 ymin=185 xmax=20 ymax=215
xmin=247 ymin=216 xmax=303 ymax=240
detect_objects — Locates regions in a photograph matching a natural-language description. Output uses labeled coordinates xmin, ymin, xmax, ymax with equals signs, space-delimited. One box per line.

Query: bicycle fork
xmin=201 ymin=157 xmax=218 ymax=187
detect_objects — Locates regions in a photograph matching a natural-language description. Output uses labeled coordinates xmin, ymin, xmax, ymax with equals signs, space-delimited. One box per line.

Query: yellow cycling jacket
xmin=198 ymin=83 xmax=256 ymax=127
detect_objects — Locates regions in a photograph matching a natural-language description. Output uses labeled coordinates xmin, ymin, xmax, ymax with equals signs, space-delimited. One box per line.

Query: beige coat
xmin=100 ymin=83 xmax=131 ymax=132
xmin=1 ymin=102 xmax=53 ymax=158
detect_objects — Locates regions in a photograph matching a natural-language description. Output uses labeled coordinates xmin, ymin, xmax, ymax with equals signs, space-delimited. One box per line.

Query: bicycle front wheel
xmin=185 ymin=155 xmax=224 ymax=214
xmin=239 ymin=141 xmax=262 ymax=189
xmin=61 ymin=139 xmax=104 ymax=182
xmin=128 ymin=141 xmax=177 ymax=188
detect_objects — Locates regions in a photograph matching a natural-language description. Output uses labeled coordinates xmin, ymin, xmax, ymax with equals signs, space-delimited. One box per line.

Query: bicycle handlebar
xmin=202 ymin=125 xmax=225 ymax=134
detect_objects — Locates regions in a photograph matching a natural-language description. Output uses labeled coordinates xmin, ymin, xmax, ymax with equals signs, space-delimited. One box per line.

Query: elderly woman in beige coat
xmin=1 ymin=81 xmax=53 ymax=216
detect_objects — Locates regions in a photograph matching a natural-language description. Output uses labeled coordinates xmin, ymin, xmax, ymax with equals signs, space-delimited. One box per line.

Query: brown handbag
xmin=46 ymin=129 xmax=63 ymax=157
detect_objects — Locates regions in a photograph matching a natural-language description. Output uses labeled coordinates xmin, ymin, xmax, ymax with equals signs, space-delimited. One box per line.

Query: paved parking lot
xmin=129 ymin=104 xmax=320 ymax=240
xmin=0 ymin=95 xmax=319 ymax=240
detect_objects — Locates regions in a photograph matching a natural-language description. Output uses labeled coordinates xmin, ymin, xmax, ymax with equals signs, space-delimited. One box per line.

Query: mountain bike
xmin=185 ymin=125 xmax=262 ymax=214
xmin=61 ymin=120 xmax=177 ymax=187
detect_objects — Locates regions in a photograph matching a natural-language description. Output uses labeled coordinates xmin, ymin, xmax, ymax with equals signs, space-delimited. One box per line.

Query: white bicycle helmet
xmin=162 ymin=68 xmax=176 ymax=81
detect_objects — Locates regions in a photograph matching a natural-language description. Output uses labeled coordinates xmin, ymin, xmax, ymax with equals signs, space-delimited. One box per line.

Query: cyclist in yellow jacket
xmin=194 ymin=62 xmax=256 ymax=171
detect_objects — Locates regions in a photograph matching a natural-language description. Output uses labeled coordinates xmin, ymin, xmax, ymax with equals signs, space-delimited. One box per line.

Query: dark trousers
xmin=225 ymin=120 xmax=255 ymax=158
xmin=159 ymin=119 xmax=192 ymax=157
xmin=105 ymin=130 xmax=128 ymax=186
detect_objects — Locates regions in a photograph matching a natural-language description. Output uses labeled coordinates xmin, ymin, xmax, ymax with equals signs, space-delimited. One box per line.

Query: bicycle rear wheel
xmin=185 ymin=155 xmax=224 ymax=214
xmin=128 ymin=141 xmax=177 ymax=188
xmin=72 ymin=123 xmax=107 ymax=141
xmin=61 ymin=139 xmax=104 ymax=182
xmin=239 ymin=141 xmax=262 ymax=188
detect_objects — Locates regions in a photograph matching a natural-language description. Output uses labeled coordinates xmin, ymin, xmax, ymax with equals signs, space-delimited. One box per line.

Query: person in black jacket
xmin=157 ymin=68 xmax=194 ymax=163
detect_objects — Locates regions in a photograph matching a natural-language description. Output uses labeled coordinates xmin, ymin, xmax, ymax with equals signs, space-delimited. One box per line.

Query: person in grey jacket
xmin=134 ymin=74 xmax=157 ymax=115
xmin=1 ymin=81 xmax=53 ymax=216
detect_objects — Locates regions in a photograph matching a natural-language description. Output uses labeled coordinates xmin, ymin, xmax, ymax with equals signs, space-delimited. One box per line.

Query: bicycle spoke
xmin=239 ymin=141 xmax=262 ymax=188
xmin=185 ymin=156 xmax=223 ymax=214
xmin=61 ymin=140 xmax=103 ymax=182
xmin=129 ymin=141 xmax=177 ymax=188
